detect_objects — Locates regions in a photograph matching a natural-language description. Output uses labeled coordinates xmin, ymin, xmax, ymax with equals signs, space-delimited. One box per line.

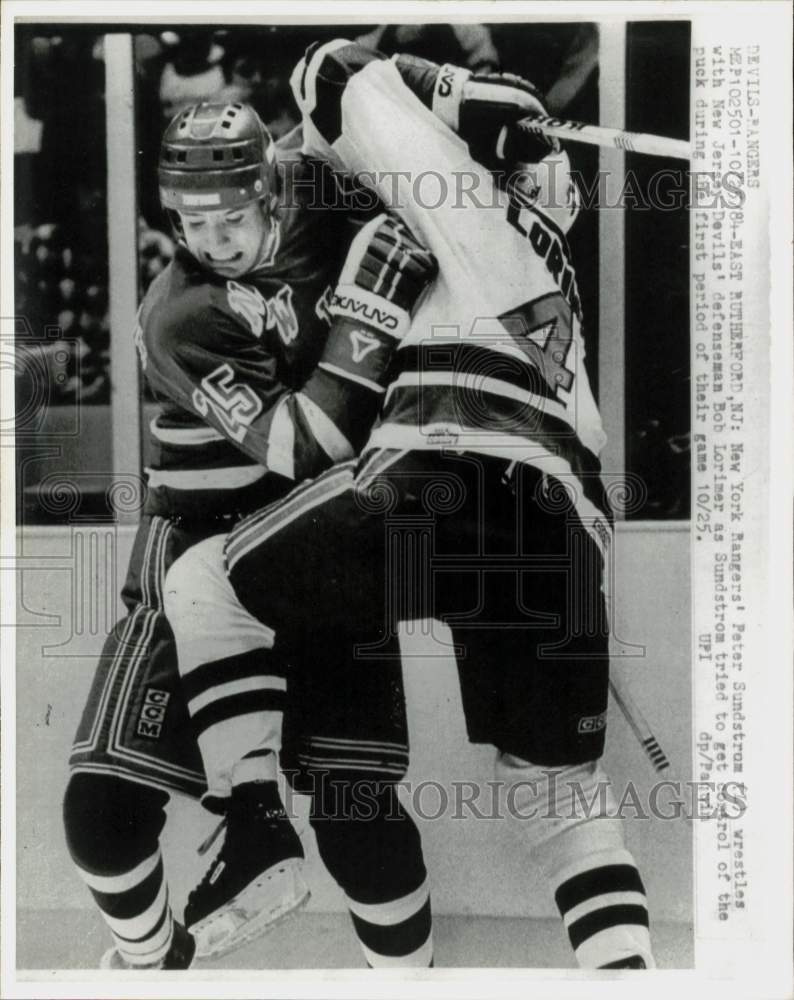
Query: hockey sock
xmin=201 ymin=748 xmax=282 ymax=816
xmin=231 ymin=748 xmax=279 ymax=786
xmin=180 ymin=647 xmax=286 ymax=801
xmin=494 ymin=754 xmax=654 ymax=968
xmin=311 ymin=783 xmax=433 ymax=967
xmin=539 ymin=822 xmax=654 ymax=968
xmin=166 ymin=534 xmax=285 ymax=802
xmin=63 ymin=773 xmax=176 ymax=967
xmin=346 ymin=879 xmax=433 ymax=968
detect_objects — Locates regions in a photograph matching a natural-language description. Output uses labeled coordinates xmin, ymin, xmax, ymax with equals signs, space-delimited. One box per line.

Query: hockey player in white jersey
xmin=166 ymin=40 xmax=655 ymax=969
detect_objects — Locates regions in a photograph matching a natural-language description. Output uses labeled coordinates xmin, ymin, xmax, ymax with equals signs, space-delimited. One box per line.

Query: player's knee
xmin=311 ymin=784 xmax=426 ymax=902
xmin=494 ymin=752 xmax=619 ymax=851
xmin=164 ymin=534 xmax=274 ymax=673
xmin=163 ymin=534 xmax=226 ymax=635
xmin=63 ymin=773 xmax=168 ymax=867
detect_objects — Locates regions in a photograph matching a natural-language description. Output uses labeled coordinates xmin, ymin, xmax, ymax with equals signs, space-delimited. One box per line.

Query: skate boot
xmin=100 ymin=920 xmax=195 ymax=970
xmin=185 ymin=780 xmax=310 ymax=959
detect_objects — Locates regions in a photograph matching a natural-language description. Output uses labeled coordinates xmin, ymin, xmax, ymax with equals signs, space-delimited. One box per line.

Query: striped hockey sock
xmin=552 ymin=848 xmax=653 ymax=968
xmin=309 ymin=782 xmax=432 ymax=968
xmin=346 ymin=879 xmax=433 ymax=967
xmin=76 ymin=849 xmax=175 ymax=967
xmin=63 ymin=773 xmax=178 ymax=968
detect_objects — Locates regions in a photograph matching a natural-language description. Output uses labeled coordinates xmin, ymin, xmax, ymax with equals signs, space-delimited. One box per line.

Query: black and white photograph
xmin=1 ymin=2 xmax=791 ymax=997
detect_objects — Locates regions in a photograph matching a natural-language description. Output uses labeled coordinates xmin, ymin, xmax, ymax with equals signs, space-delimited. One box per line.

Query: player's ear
xmin=259 ymin=194 xmax=279 ymax=222
xmin=167 ymin=209 xmax=186 ymax=243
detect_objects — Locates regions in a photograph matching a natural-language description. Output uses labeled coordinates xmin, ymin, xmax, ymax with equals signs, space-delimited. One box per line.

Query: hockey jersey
xmin=137 ymin=134 xmax=365 ymax=520
xmin=289 ymin=41 xmax=610 ymax=524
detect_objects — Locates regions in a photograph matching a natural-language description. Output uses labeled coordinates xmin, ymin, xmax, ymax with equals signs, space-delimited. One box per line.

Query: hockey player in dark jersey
xmin=63 ymin=101 xmax=438 ymax=968
xmin=166 ymin=41 xmax=655 ymax=969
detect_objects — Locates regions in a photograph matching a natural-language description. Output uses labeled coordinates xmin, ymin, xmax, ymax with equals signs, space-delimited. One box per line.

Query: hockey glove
xmin=433 ymin=65 xmax=560 ymax=171
xmin=319 ymin=212 xmax=438 ymax=393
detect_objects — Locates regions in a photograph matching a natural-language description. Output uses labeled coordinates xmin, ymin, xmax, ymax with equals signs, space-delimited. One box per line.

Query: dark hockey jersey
xmin=136 ymin=136 xmax=363 ymax=520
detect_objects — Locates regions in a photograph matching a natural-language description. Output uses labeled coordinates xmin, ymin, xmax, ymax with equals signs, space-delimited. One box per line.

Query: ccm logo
xmin=577 ymin=712 xmax=606 ymax=734
xmin=137 ymin=688 xmax=170 ymax=739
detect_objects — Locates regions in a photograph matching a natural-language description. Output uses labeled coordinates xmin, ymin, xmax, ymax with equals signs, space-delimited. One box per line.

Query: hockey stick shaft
xmin=608 ymin=675 xmax=673 ymax=775
xmin=516 ymin=113 xmax=692 ymax=160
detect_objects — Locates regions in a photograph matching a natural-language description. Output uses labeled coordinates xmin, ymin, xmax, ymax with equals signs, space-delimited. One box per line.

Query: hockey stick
xmin=513 ymin=113 xmax=692 ymax=161
xmin=608 ymin=674 xmax=673 ymax=775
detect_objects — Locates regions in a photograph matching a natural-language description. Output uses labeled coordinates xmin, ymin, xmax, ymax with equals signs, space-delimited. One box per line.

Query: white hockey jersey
xmin=291 ymin=40 xmax=609 ymax=521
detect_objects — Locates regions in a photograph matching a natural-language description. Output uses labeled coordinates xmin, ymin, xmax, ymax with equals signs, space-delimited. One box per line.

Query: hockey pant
xmin=167 ymin=452 xmax=653 ymax=967
xmin=64 ymin=512 xmax=428 ymax=967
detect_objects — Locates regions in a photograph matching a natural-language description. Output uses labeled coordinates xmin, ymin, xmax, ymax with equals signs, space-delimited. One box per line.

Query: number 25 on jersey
xmin=192 ymin=364 xmax=263 ymax=443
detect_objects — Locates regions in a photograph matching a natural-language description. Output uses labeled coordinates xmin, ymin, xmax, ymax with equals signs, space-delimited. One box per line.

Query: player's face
xmin=178 ymin=202 xmax=272 ymax=278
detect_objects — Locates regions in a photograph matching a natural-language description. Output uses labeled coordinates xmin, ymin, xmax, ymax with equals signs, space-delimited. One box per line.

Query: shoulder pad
xmin=143 ymin=276 xmax=240 ymax=361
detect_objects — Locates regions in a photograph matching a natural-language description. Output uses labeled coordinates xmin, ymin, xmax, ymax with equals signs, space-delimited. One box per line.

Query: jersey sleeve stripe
xmin=265 ymin=396 xmax=296 ymax=480
xmin=149 ymin=419 xmax=225 ymax=446
xmin=318 ymin=361 xmax=386 ymax=394
xmin=295 ymin=391 xmax=355 ymax=463
xmin=384 ymin=371 xmax=571 ymax=429
xmin=145 ymin=465 xmax=266 ymax=490
xmin=292 ymin=38 xmax=352 ymax=115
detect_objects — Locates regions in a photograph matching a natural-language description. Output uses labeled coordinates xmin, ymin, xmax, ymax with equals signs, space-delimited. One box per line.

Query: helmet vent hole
xmin=221 ymin=121 xmax=231 ymax=129
xmin=176 ymin=152 xmax=187 ymax=163
xmin=232 ymin=148 xmax=243 ymax=160
xmin=232 ymin=103 xmax=242 ymax=109
xmin=213 ymin=150 xmax=224 ymax=161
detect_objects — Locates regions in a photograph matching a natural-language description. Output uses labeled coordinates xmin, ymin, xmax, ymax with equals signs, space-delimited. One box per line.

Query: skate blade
xmin=190 ymin=858 xmax=310 ymax=960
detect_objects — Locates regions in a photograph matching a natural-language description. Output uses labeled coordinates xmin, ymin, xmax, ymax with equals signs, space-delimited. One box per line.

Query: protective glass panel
xmin=625 ymin=22 xmax=691 ymax=519
xmin=14 ymin=27 xmax=115 ymax=524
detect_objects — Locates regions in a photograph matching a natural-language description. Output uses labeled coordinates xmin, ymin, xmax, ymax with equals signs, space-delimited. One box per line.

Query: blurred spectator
xmin=15 ymin=222 xmax=112 ymax=405
xmin=139 ymin=217 xmax=175 ymax=292
xmin=356 ymin=23 xmax=499 ymax=72
xmin=14 ymin=215 xmax=174 ymax=410
xmin=543 ymin=25 xmax=598 ymax=116
xmin=156 ymin=30 xmax=253 ymax=120
xmin=488 ymin=23 xmax=598 ymax=118
xmin=356 ymin=23 xmax=598 ymax=117
xmin=21 ymin=33 xmax=107 ymax=235
xmin=628 ymin=421 xmax=690 ymax=518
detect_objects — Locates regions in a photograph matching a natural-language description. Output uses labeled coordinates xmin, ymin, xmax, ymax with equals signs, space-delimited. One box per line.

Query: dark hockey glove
xmin=433 ymin=65 xmax=560 ymax=171
xmin=319 ymin=212 xmax=438 ymax=392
